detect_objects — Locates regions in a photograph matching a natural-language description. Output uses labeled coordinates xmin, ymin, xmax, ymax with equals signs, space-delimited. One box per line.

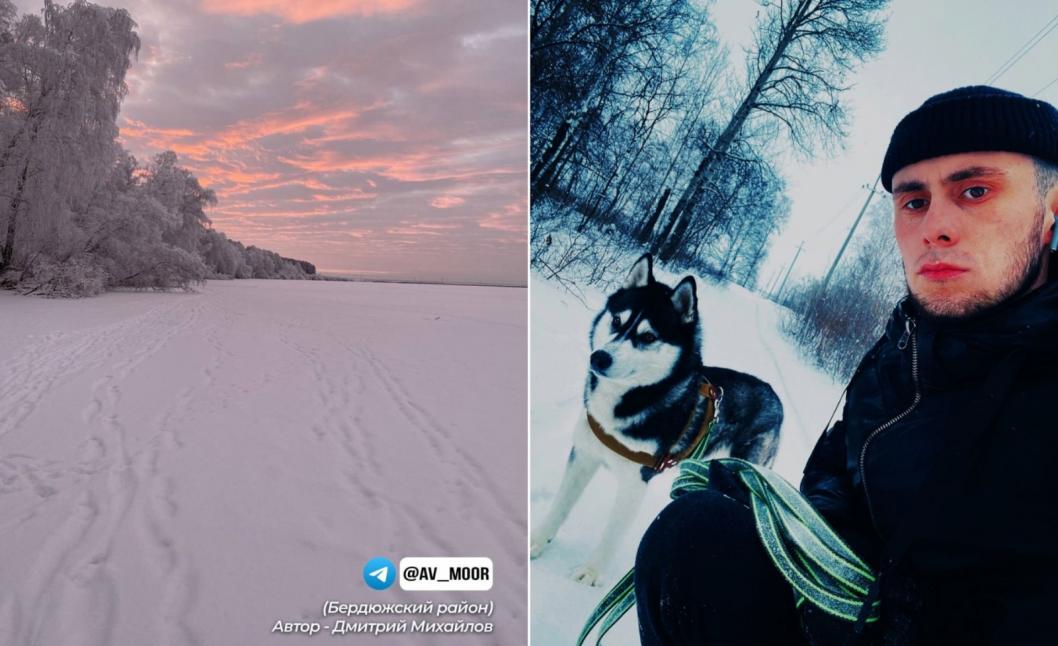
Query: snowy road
xmin=0 ymin=280 xmax=526 ymax=645
xmin=529 ymin=270 xmax=846 ymax=644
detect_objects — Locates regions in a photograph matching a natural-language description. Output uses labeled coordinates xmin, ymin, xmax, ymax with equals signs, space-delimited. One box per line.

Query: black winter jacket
xmin=800 ymin=274 xmax=1058 ymax=645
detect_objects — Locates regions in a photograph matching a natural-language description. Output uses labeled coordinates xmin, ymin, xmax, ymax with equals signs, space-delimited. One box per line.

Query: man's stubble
xmin=906 ymin=205 xmax=1048 ymax=321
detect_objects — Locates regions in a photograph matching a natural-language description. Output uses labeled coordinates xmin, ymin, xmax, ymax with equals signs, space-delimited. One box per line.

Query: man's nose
xmin=921 ymin=198 xmax=960 ymax=247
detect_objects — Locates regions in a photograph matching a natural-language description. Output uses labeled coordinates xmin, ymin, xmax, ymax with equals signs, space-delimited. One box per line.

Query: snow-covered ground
xmin=529 ymin=268 xmax=846 ymax=645
xmin=0 ymin=279 xmax=526 ymax=645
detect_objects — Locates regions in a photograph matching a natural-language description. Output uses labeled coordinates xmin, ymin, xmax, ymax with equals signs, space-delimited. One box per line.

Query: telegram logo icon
xmin=363 ymin=557 xmax=396 ymax=590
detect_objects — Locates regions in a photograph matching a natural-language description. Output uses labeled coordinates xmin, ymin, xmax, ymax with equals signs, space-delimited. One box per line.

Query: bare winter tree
xmin=530 ymin=0 xmax=705 ymax=203
xmin=657 ymin=136 xmax=789 ymax=282
xmin=654 ymin=0 xmax=888 ymax=261
xmin=578 ymin=16 xmax=722 ymax=232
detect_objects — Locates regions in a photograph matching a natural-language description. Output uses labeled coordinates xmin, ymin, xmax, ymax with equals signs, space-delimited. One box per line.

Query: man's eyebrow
xmin=892 ymin=179 xmax=926 ymax=195
xmin=943 ymin=166 xmax=1006 ymax=183
xmin=892 ymin=166 xmax=1007 ymax=195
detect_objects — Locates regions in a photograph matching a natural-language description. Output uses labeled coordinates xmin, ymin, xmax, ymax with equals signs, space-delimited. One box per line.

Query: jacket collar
xmin=885 ymin=268 xmax=1058 ymax=388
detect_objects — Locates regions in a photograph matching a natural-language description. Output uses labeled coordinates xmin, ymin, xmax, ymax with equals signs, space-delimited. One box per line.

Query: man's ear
xmin=1047 ymin=184 xmax=1058 ymax=251
xmin=671 ymin=276 xmax=697 ymax=324
xmin=624 ymin=253 xmax=653 ymax=289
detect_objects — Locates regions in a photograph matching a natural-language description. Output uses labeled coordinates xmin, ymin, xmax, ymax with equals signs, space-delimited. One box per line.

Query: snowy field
xmin=529 ymin=268 xmax=846 ymax=644
xmin=0 ymin=279 xmax=526 ymax=645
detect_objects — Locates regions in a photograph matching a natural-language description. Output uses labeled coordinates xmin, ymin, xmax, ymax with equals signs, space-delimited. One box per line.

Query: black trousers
xmin=634 ymin=488 xmax=810 ymax=645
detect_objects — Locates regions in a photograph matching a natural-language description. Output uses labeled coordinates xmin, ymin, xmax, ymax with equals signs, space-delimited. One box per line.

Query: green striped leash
xmin=576 ymin=455 xmax=879 ymax=645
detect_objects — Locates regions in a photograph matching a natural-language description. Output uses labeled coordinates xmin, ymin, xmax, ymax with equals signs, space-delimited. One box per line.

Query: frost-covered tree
xmin=75 ymin=150 xmax=308 ymax=290
xmin=142 ymin=150 xmax=217 ymax=253
xmin=201 ymin=230 xmax=247 ymax=278
xmin=0 ymin=1 xmax=316 ymax=296
xmin=0 ymin=0 xmax=139 ymax=271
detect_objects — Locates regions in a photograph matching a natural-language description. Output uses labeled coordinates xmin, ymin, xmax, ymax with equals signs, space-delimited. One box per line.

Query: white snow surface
xmin=0 ymin=279 xmax=526 ymax=645
xmin=530 ymin=269 xmax=847 ymax=645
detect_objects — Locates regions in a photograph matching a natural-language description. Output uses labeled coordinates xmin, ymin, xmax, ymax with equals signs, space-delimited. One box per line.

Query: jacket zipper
xmin=859 ymin=315 xmax=920 ymax=531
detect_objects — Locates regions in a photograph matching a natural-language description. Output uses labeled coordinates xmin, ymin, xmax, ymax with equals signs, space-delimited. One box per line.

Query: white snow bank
xmin=0 ymin=279 xmax=526 ymax=645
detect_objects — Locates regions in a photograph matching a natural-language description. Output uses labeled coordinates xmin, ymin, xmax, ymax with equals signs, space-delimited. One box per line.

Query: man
xmin=634 ymin=85 xmax=1058 ymax=645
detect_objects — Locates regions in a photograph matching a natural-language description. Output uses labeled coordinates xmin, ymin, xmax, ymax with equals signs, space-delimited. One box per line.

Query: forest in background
xmin=530 ymin=0 xmax=907 ymax=379
xmin=0 ymin=0 xmax=315 ymax=297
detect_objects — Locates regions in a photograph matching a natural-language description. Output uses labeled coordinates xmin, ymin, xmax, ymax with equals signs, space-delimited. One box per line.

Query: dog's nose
xmin=590 ymin=350 xmax=612 ymax=372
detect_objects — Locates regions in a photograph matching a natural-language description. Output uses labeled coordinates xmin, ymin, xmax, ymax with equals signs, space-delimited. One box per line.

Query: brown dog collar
xmin=586 ymin=380 xmax=719 ymax=472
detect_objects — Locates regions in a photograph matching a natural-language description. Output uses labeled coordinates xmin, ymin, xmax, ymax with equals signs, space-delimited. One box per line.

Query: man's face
xmin=891 ymin=151 xmax=1053 ymax=318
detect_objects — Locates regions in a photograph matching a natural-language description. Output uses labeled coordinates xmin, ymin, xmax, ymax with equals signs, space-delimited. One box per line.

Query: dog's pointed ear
xmin=671 ymin=276 xmax=697 ymax=324
xmin=624 ymin=253 xmax=653 ymax=289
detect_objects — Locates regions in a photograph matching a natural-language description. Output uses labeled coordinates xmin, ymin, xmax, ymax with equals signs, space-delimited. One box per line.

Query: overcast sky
xmin=711 ymin=0 xmax=1058 ymax=291
xmin=15 ymin=0 xmax=527 ymax=285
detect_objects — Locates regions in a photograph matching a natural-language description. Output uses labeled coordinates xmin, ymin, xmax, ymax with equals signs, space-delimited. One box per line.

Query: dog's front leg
xmin=530 ymin=422 xmax=601 ymax=559
xmin=571 ymin=467 xmax=647 ymax=586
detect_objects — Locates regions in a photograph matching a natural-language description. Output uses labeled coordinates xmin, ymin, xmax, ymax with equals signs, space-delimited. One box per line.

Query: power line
xmin=985 ymin=12 xmax=1058 ymax=84
xmin=810 ymin=185 xmax=867 ymax=235
xmin=821 ymin=177 xmax=881 ymax=294
xmin=985 ymin=12 xmax=1058 ymax=85
xmin=1033 ymin=73 xmax=1058 ymax=98
xmin=775 ymin=241 xmax=805 ymax=301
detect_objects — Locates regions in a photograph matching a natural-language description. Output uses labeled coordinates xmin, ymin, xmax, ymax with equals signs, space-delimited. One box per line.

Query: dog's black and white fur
xmin=530 ymin=254 xmax=783 ymax=585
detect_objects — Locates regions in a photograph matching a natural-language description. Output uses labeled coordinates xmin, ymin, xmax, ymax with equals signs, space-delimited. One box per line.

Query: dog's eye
xmin=611 ymin=315 xmax=621 ymax=328
xmin=639 ymin=332 xmax=657 ymax=344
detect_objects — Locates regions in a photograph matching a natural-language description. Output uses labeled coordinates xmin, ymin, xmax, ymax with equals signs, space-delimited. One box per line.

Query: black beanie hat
xmin=880 ymin=85 xmax=1058 ymax=192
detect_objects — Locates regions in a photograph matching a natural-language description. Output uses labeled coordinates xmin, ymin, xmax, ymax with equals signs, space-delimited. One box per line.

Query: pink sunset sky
xmin=18 ymin=0 xmax=527 ymax=285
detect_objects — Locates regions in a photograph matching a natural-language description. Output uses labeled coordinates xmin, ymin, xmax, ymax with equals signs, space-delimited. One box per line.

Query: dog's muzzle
xmin=590 ymin=350 xmax=612 ymax=373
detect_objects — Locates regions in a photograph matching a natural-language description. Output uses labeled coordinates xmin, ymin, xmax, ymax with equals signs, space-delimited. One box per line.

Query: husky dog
xmin=530 ymin=254 xmax=783 ymax=585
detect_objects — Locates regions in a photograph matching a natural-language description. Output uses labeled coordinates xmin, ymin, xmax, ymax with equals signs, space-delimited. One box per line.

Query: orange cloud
xmin=217 ymin=103 xmax=364 ymax=149
xmin=212 ymin=206 xmax=340 ymax=218
xmin=277 ymin=148 xmax=521 ymax=183
xmin=430 ymin=195 xmax=465 ymax=209
xmin=303 ymin=126 xmax=406 ymax=145
xmin=196 ymin=166 xmax=283 ymax=187
xmin=119 ymin=101 xmax=376 ymax=192
xmin=225 ymin=178 xmax=332 ymax=196
xmin=199 ymin=0 xmax=419 ymax=23
xmin=225 ymin=52 xmax=263 ymax=70
xmin=2 ymin=97 xmax=27 ymax=114
xmin=121 ymin=118 xmax=196 ymax=140
xmin=478 ymin=202 xmax=525 ymax=234
xmin=121 ymin=102 xmax=368 ymax=164
xmin=298 ymin=190 xmax=377 ymax=203
xmin=120 ymin=118 xmax=210 ymax=160
xmin=387 ymin=222 xmax=461 ymax=236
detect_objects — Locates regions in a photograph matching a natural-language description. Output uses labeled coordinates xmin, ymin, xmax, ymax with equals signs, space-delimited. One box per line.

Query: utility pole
xmin=775 ymin=240 xmax=805 ymax=301
xmin=821 ymin=177 xmax=881 ymax=294
xmin=759 ymin=269 xmax=775 ymax=296
xmin=765 ymin=268 xmax=782 ymax=297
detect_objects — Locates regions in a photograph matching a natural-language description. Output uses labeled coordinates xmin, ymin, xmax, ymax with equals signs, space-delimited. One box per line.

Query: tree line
xmin=0 ymin=0 xmax=315 ymax=297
